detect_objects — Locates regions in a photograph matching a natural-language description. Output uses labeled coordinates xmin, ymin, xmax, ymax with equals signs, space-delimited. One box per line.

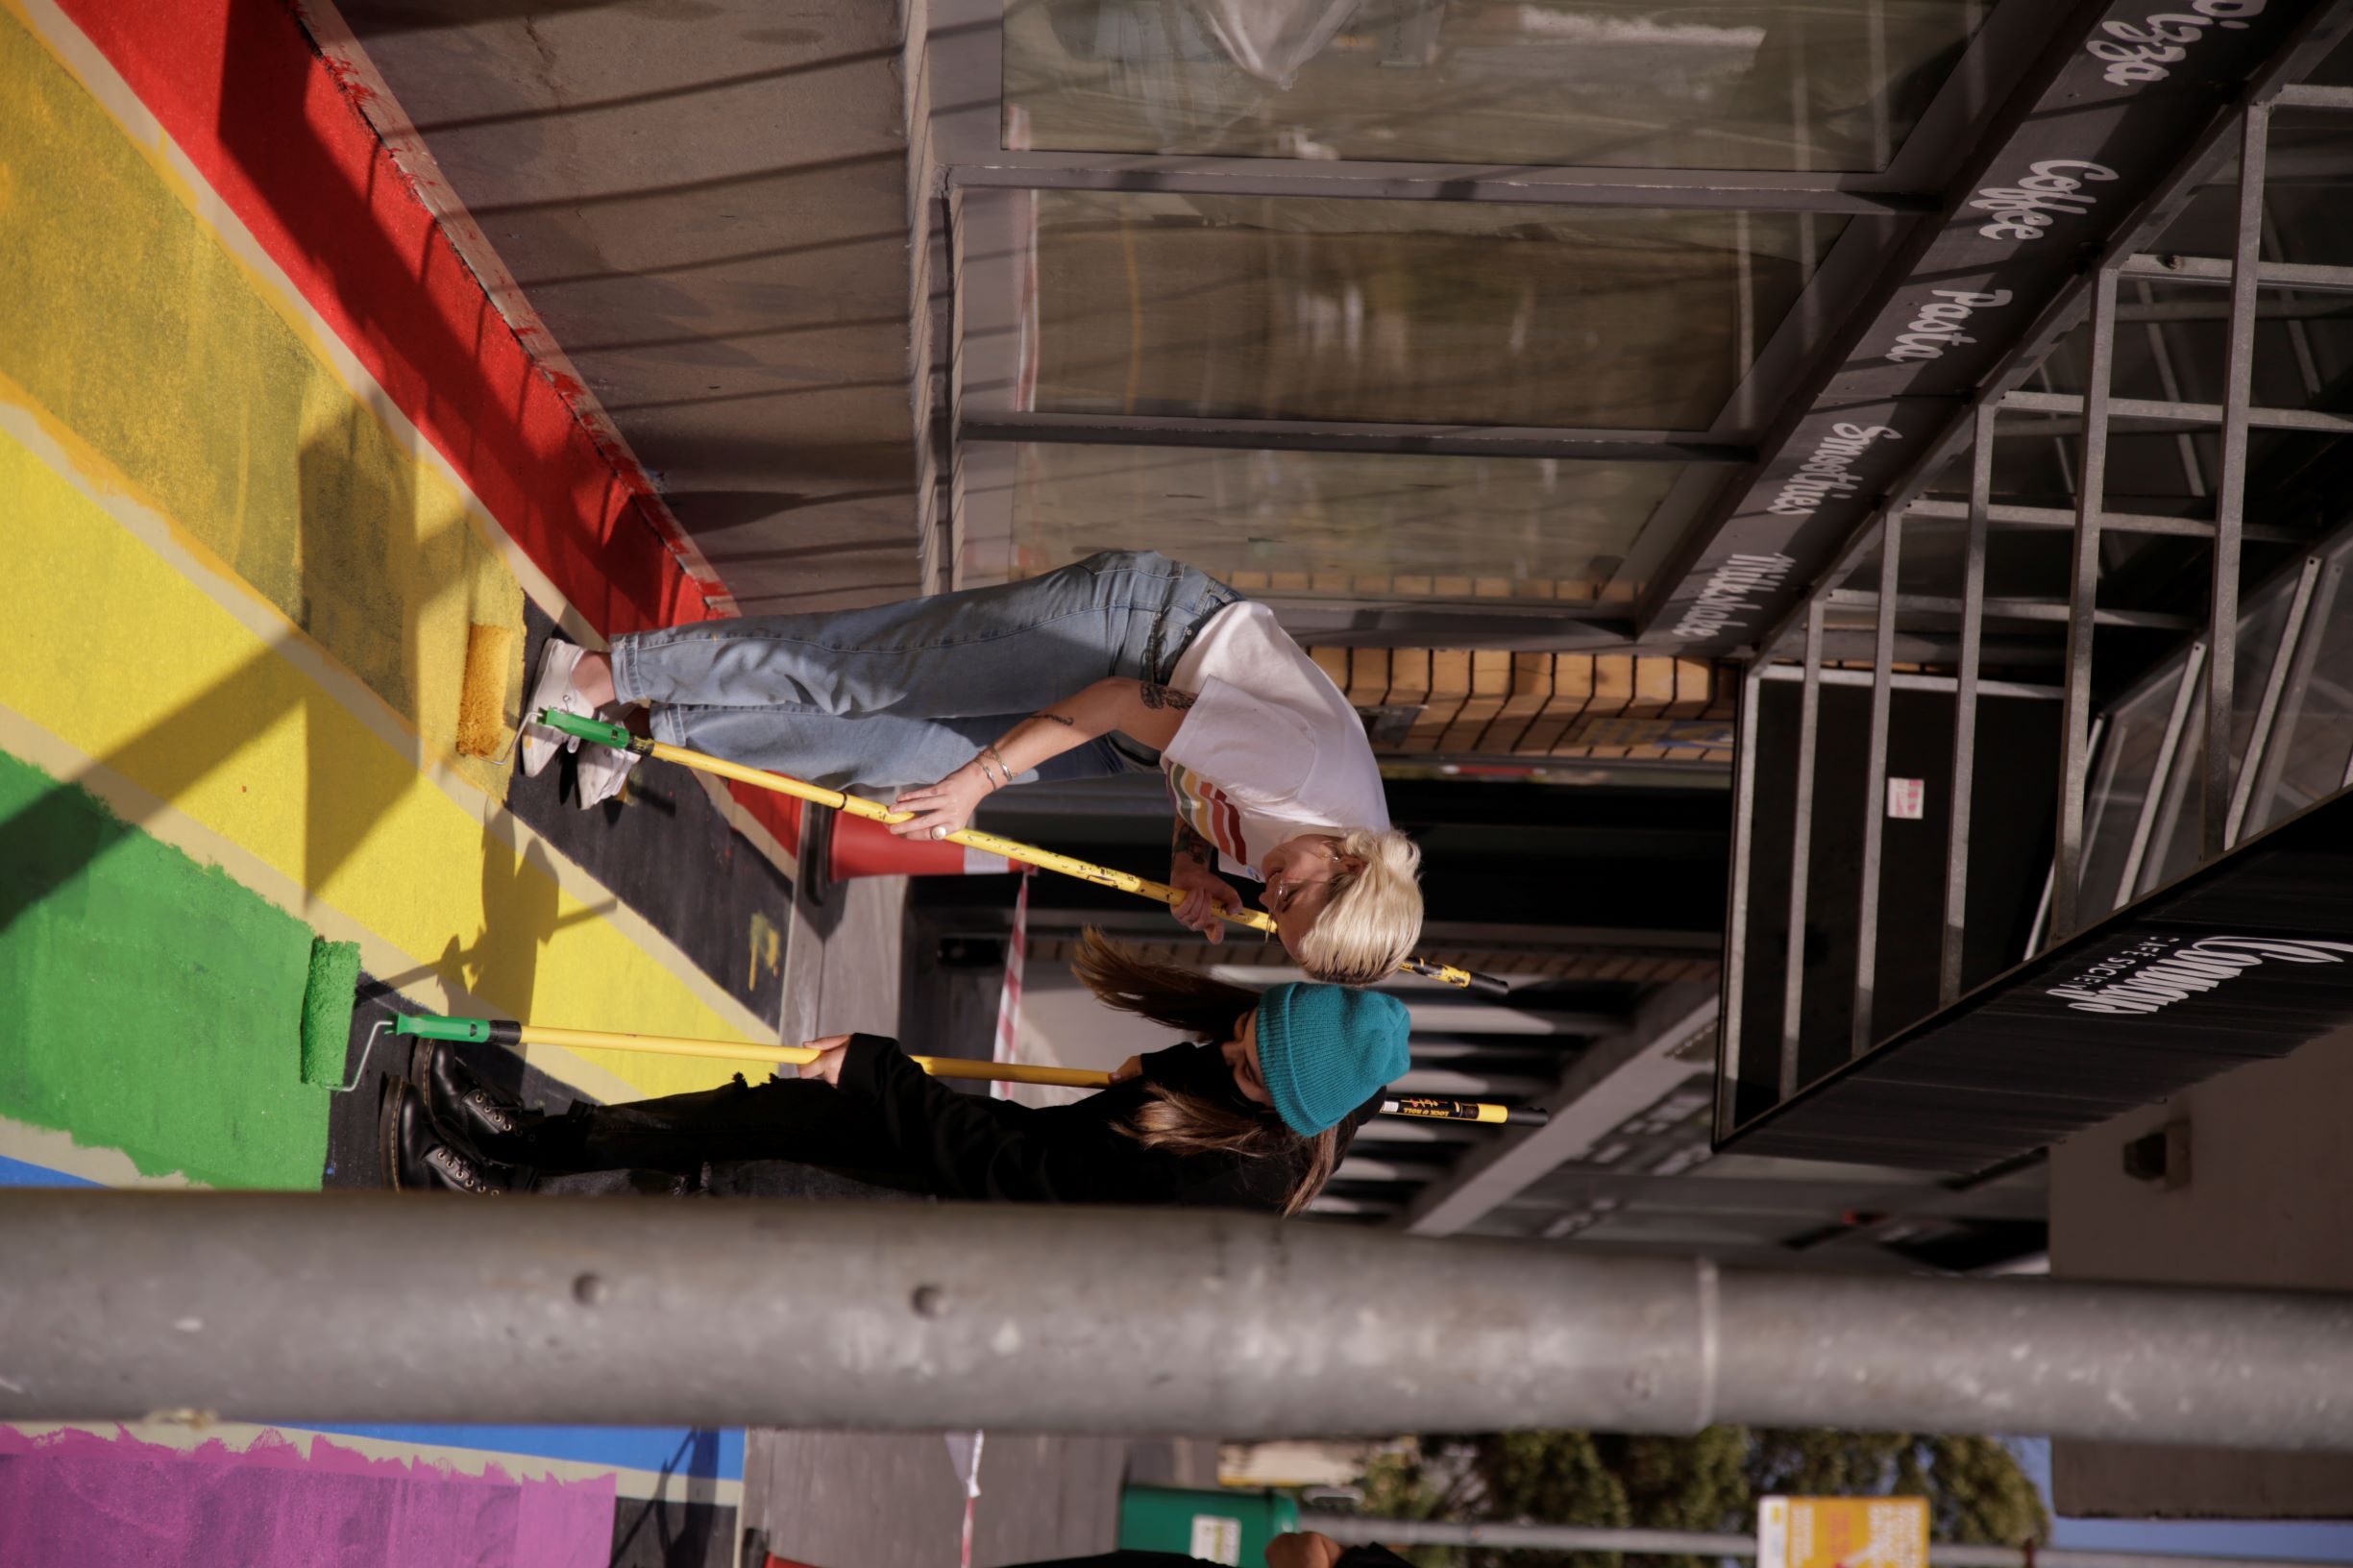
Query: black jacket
xmin=833 ymin=1034 xmax=1377 ymax=1211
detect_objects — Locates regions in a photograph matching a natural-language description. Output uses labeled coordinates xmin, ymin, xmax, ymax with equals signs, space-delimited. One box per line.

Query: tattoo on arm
xmin=1028 ymin=710 xmax=1077 ymax=727
xmin=1140 ymin=682 xmax=1196 ymax=711
xmin=1172 ymin=817 xmax=1214 ymax=868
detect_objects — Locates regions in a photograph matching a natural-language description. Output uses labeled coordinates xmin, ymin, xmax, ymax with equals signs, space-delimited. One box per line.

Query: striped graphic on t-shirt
xmin=1164 ymin=761 xmax=1250 ymax=873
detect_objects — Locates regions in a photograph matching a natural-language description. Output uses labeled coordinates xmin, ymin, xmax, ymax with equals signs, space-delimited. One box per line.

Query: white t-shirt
xmin=1160 ymin=601 xmax=1390 ymax=880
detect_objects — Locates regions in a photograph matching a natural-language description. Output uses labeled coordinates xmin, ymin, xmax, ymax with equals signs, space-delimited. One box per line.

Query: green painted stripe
xmin=0 ymin=750 xmax=329 ymax=1188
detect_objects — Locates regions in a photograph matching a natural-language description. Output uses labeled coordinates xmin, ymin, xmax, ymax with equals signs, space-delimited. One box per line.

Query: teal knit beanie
xmin=1256 ymin=983 xmax=1411 ymax=1136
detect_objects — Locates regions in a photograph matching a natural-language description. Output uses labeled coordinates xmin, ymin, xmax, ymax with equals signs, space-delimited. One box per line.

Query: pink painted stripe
xmin=0 ymin=1425 xmax=614 ymax=1568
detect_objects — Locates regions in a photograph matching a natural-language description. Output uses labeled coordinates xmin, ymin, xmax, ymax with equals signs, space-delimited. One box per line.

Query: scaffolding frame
xmin=1715 ymin=37 xmax=2353 ymax=1144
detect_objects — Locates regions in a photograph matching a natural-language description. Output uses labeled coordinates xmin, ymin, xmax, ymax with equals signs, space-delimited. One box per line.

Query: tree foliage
xmin=1357 ymin=1427 xmax=2047 ymax=1568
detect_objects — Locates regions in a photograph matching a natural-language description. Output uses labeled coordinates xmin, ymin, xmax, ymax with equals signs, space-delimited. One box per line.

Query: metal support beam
xmin=1308 ymin=1516 xmax=2341 ymax=1568
xmin=958 ymin=412 xmax=1747 ymax=464
xmin=1942 ymin=408 xmax=1993 ymax=1007
xmin=2206 ymin=104 xmax=2268 ymax=861
xmin=1780 ymin=600 xmax=1825 ymax=1098
xmin=1716 ymin=663 xmax=1762 ymax=1140
xmin=2120 ymin=253 xmax=2353 ymax=294
xmin=1998 ymin=389 xmax=2353 ymax=438
xmin=944 ymin=157 xmax=1933 ymax=215
xmin=8 ymin=1193 xmax=2353 ymax=1447
xmin=2054 ymin=268 xmax=2119 ymax=943
xmin=1852 ymin=514 xmax=1901 ymax=1054
xmin=1900 ymin=499 xmax=2302 ymax=546
xmin=1823 ymin=589 xmax=2197 ymax=631
xmin=1403 ymin=985 xmax=1719 ymax=1237
xmin=1758 ymin=665 xmax=2059 ymax=701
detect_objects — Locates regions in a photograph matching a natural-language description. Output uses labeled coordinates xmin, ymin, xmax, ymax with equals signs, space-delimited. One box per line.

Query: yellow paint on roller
xmin=0 ymin=4 xmax=524 ymax=801
xmin=456 ymin=624 xmax=517 ymax=761
xmin=0 ymin=427 xmax=750 ymax=1096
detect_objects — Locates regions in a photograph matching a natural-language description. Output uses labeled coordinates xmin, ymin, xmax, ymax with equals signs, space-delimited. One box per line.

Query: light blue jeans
xmin=610 ymin=551 xmax=1241 ymax=794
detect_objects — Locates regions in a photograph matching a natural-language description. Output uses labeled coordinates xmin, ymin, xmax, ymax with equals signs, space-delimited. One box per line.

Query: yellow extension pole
xmin=531 ymin=710 xmax=1498 ymax=992
xmin=514 ymin=1021 xmax=1113 ymax=1090
xmin=388 ymin=1017 xmax=1550 ymax=1125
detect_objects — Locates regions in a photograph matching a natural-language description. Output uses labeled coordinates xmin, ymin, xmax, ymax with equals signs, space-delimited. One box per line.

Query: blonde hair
xmin=1296 ymin=827 xmax=1424 ymax=987
xmin=1070 ymin=929 xmax=1343 ymax=1216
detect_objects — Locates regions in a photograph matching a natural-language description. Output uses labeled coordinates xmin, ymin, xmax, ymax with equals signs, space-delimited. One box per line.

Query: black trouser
xmin=483 ymin=1075 xmax=921 ymax=1195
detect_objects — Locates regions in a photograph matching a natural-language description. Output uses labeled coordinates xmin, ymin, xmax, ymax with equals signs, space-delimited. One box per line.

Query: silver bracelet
xmin=976 ymin=745 xmax=1012 ymax=788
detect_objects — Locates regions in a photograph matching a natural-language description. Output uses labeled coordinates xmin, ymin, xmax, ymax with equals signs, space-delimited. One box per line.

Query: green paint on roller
xmin=0 ymin=752 xmax=331 ymax=1188
xmin=299 ymin=938 xmax=361 ymax=1087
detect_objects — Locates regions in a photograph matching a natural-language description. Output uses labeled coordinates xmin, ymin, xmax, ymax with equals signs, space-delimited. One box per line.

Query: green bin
xmin=1117 ymin=1482 xmax=1299 ymax=1566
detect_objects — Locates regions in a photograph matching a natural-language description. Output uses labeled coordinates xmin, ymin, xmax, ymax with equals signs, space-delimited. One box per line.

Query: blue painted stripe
xmin=303 ymin=1424 xmax=745 ymax=1481
xmin=0 ymin=1154 xmax=100 ymax=1188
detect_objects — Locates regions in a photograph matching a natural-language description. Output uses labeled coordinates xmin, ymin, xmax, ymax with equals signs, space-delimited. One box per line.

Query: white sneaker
xmin=519 ymin=639 xmax=591 ymax=778
xmin=576 ymin=711 xmax=639 ymax=809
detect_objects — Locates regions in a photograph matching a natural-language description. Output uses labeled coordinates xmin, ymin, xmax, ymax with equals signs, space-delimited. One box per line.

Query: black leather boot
xmin=381 ymin=1079 xmax=519 ymax=1195
xmin=419 ymin=1041 xmax=534 ymax=1161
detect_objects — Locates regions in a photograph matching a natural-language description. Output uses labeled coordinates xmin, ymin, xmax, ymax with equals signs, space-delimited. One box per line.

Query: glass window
xmin=1026 ymin=191 xmax=1844 ymax=428
xmin=1003 ymin=0 xmax=1989 ymax=172
xmin=974 ymin=442 xmax=1689 ymax=598
xmin=2077 ymin=664 xmax=2187 ymax=924
xmin=2248 ymin=561 xmax=2353 ymax=836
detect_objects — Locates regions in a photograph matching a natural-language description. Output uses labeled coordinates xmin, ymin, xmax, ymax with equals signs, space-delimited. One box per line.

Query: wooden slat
xmin=1482 ymin=651 xmax=1556 ymax=754
xmin=1310 ymin=646 xmax=1352 ymax=691
xmin=1515 ymin=654 xmax=1595 ymax=753
xmin=1344 ymin=648 xmax=1393 ymax=709
xmin=1627 ymin=656 xmax=1679 ymax=718
xmin=1664 ymin=659 xmax=1714 ymax=719
xmin=1407 ymin=649 xmax=1473 ymax=752
xmin=1438 ymin=649 xmax=1513 ymax=751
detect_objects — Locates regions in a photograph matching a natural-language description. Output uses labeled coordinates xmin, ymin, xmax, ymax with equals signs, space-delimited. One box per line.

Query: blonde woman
xmin=526 ymin=551 xmax=1423 ymax=984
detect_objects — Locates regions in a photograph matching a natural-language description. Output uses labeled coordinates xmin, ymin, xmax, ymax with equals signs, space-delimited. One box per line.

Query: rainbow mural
xmin=0 ymin=0 xmax=804 ymax=1559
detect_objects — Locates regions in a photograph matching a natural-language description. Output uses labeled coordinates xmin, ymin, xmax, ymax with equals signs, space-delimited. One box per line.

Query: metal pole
xmin=7 ymin=1194 xmax=2353 ymax=1445
xmin=1305 ymin=1516 xmax=2339 ymax=1568
xmin=2206 ymin=103 xmax=2270 ymax=860
xmin=1943 ymin=408 xmax=1992 ymax=1008
xmin=2226 ymin=555 xmax=2321 ymax=845
xmin=1780 ymin=599 xmax=1826 ymax=1098
xmin=1853 ymin=514 xmax=1902 ymax=1054
xmin=1718 ymin=661 xmax=1764 ymax=1139
xmin=2054 ymin=268 xmax=2120 ymax=942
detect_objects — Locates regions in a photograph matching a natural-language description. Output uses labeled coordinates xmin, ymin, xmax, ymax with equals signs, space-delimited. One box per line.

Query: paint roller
xmin=391 ymin=1014 xmax=1552 ymax=1127
xmin=296 ymin=936 xmax=373 ymax=1090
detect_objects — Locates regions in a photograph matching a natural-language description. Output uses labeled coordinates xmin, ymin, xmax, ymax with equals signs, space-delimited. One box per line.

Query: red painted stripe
xmin=51 ymin=0 xmax=805 ymax=856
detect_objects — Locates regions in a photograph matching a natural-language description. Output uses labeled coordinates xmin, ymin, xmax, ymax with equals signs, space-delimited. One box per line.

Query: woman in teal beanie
xmin=389 ymin=932 xmax=1412 ymax=1217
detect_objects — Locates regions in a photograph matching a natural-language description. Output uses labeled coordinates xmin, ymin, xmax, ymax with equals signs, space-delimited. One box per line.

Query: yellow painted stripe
xmin=0 ymin=0 xmax=779 ymax=1096
xmin=0 ymin=0 xmax=523 ymax=798
xmin=0 ymin=424 xmax=748 ymax=1094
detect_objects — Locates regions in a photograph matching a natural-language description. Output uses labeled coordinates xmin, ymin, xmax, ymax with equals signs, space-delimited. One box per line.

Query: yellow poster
xmin=1758 ymin=1496 xmax=1929 ymax=1568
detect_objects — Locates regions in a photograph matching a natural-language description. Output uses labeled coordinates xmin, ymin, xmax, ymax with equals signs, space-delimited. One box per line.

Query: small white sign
xmin=1189 ymin=1515 xmax=1244 ymax=1565
xmin=1887 ymin=778 xmax=1924 ymax=820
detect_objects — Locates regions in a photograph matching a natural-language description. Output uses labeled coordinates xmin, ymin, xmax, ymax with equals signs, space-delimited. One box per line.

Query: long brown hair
xmin=1070 ymin=929 xmax=1342 ymax=1217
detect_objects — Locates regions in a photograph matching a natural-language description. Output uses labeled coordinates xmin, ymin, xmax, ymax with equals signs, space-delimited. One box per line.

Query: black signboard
xmin=1722 ymin=790 xmax=2353 ymax=1172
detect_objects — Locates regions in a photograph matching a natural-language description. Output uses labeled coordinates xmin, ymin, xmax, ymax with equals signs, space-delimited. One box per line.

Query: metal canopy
xmin=913 ymin=0 xmax=2084 ymax=631
xmin=1715 ymin=11 xmax=2353 ymax=1168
